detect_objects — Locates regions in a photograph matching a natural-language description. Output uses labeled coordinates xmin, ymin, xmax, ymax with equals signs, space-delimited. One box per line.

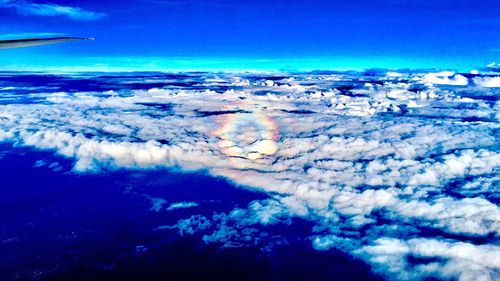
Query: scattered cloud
xmin=149 ymin=197 xmax=167 ymax=212
xmin=176 ymin=215 xmax=212 ymax=236
xmin=0 ymin=0 xmax=106 ymax=20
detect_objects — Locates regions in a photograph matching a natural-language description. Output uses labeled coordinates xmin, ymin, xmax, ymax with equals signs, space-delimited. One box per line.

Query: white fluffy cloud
xmin=473 ymin=76 xmax=500 ymax=88
xmin=0 ymin=71 xmax=498 ymax=280
xmin=359 ymin=238 xmax=500 ymax=281
xmin=423 ymin=72 xmax=469 ymax=86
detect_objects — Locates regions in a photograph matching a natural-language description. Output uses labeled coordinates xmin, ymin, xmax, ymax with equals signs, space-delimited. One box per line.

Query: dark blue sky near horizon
xmin=1 ymin=0 xmax=500 ymax=70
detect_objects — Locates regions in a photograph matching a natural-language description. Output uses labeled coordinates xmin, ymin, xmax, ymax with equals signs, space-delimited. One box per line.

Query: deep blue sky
xmin=1 ymin=0 xmax=500 ymax=71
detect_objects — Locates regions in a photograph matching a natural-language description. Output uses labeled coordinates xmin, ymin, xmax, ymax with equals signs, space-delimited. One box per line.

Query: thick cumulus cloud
xmin=0 ymin=71 xmax=499 ymax=280
xmin=358 ymin=238 xmax=500 ymax=281
xmin=0 ymin=0 xmax=106 ymax=20
xmin=474 ymin=76 xmax=500 ymax=88
xmin=423 ymin=71 xmax=469 ymax=86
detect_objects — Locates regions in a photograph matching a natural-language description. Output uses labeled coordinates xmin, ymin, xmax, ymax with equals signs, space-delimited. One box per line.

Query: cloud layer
xmin=0 ymin=71 xmax=499 ymax=280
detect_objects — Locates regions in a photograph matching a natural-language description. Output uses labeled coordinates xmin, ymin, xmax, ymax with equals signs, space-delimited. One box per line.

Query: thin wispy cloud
xmin=0 ymin=0 xmax=106 ymax=21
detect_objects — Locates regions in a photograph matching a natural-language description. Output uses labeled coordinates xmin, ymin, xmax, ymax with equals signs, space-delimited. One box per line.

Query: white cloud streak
xmin=167 ymin=201 xmax=198 ymax=211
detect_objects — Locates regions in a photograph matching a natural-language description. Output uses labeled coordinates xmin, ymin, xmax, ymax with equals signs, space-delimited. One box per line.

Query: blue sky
xmin=1 ymin=0 xmax=500 ymax=71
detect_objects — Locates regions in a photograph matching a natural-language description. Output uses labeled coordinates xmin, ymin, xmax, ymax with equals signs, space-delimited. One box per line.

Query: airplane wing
xmin=0 ymin=37 xmax=93 ymax=50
